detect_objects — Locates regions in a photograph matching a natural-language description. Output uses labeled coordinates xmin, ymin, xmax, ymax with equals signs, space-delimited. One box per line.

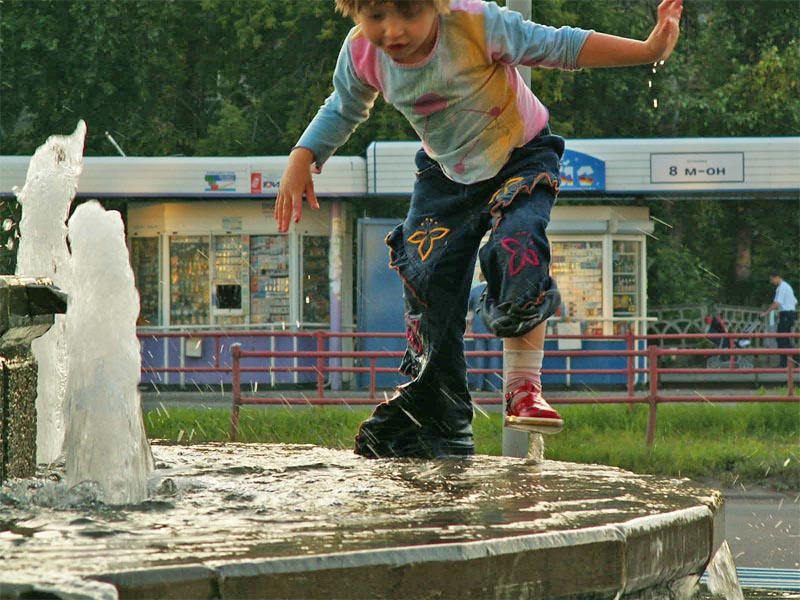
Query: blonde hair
xmin=335 ymin=0 xmax=451 ymax=19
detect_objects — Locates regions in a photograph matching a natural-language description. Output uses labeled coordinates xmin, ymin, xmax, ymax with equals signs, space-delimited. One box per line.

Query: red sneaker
xmin=505 ymin=382 xmax=564 ymax=434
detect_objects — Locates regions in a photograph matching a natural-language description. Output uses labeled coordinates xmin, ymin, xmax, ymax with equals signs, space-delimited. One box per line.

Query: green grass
xmin=542 ymin=403 xmax=799 ymax=491
xmin=145 ymin=402 xmax=800 ymax=492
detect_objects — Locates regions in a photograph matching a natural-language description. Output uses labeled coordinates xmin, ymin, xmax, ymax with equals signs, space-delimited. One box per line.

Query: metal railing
xmin=647 ymin=303 xmax=792 ymax=348
xmin=220 ymin=330 xmax=799 ymax=445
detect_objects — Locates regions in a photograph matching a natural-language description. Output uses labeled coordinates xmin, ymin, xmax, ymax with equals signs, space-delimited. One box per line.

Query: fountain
xmin=13 ymin=122 xmax=84 ymax=465
xmin=8 ymin=121 xmax=152 ymax=505
xmin=1 ymin=123 xmax=733 ymax=599
xmin=62 ymin=200 xmax=153 ymax=503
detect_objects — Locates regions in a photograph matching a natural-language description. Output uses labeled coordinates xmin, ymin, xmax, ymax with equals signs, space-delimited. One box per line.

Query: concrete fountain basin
xmin=1 ymin=442 xmax=723 ymax=599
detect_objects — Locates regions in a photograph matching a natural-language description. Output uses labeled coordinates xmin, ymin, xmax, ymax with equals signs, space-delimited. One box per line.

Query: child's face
xmin=357 ymin=2 xmax=438 ymax=64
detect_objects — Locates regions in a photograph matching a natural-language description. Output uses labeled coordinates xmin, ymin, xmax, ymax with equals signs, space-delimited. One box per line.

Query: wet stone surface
xmin=0 ymin=442 xmax=722 ymax=578
xmin=0 ymin=347 xmax=38 ymax=482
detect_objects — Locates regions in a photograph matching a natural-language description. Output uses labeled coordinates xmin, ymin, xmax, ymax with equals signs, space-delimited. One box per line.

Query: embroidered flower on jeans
xmin=502 ymin=234 xmax=540 ymax=276
xmin=408 ymin=217 xmax=450 ymax=261
xmin=405 ymin=316 xmax=424 ymax=354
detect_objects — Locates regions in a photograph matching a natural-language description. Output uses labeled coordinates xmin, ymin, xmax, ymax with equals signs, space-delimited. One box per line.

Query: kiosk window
xmin=212 ymin=235 xmax=247 ymax=324
xmin=551 ymin=241 xmax=603 ymax=334
xmin=169 ymin=235 xmax=210 ymax=325
xmin=216 ymin=284 xmax=242 ymax=309
xmin=249 ymin=235 xmax=289 ymax=324
xmin=302 ymin=236 xmax=330 ymax=324
xmin=130 ymin=237 xmax=160 ymax=326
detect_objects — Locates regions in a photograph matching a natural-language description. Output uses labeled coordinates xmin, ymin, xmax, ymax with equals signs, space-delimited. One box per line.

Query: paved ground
xmin=723 ymin=492 xmax=800 ymax=570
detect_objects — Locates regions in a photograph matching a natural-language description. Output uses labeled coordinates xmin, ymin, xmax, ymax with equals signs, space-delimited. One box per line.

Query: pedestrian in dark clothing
xmin=705 ymin=315 xmax=728 ymax=361
xmin=705 ymin=315 xmax=727 ymax=347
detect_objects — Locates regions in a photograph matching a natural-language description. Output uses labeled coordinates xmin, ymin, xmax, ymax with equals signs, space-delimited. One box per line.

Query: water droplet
xmin=5 ymin=238 xmax=14 ymax=251
xmin=2 ymin=218 xmax=14 ymax=231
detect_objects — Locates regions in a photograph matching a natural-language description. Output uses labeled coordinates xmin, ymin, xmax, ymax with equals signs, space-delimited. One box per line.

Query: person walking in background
xmin=704 ymin=315 xmax=729 ymax=361
xmin=762 ymin=273 xmax=798 ymax=368
xmin=705 ymin=315 xmax=728 ymax=349
xmin=275 ymin=0 xmax=683 ymax=458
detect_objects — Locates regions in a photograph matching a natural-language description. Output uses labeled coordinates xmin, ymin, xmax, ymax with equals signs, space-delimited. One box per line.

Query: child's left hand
xmin=646 ymin=0 xmax=683 ymax=62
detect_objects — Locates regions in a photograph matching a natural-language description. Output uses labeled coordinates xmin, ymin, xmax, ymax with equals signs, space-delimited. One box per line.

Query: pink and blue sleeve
xmin=295 ymin=34 xmax=379 ymax=169
xmin=480 ymin=0 xmax=592 ymax=70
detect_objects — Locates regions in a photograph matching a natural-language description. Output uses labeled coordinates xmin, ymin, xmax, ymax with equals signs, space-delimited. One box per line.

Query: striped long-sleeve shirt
xmin=297 ymin=0 xmax=591 ymax=184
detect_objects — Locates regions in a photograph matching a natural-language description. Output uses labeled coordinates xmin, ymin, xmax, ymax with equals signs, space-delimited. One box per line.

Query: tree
xmin=1 ymin=0 xmax=225 ymax=156
xmin=1 ymin=0 xmax=797 ymax=304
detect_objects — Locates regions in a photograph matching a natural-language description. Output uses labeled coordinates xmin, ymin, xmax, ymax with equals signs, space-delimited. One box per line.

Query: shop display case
xmin=249 ymin=235 xmax=290 ymax=325
xmin=550 ymin=238 xmax=645 ymax=336
xmin=137 ymin=233 xmax=300 ymax=327
xmin=612 ymin=240 xmax=641 ymax=333
xmin=130 ymin=237 xmax=160 ymax=326
xmin=301 ymin=235 xmax=330 ymax=324
xmin=169 ymin=235 xmax=210 ymax=325
xmin=551 ymin=241 xmax=603 ymax=335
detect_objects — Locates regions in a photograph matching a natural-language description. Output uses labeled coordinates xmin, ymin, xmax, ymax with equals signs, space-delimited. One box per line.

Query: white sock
xmin=503 ymin=348 xmax=544 ymax=397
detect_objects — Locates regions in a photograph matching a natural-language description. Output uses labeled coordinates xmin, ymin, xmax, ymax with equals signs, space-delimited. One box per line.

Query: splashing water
xmin=706 ymin=540 xmax=745 ymax=600
xmin=64 ymin=201 xmax=153 ymax=504
xmin=13 ymin=121 xmax=152 ymax=503
xmin=14 ymin=120 xmax=86 ymax=463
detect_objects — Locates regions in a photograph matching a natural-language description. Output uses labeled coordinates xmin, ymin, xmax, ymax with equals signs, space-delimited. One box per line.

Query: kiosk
xmin=1 ymin=136 xmax=797 ymax=387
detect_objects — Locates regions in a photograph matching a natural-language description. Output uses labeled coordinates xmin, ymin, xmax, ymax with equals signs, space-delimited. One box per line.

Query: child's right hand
xmin=646 ymin=0 xmax=683 ymax=62
xmin=274 ymin=147 xmax=320 ymax=232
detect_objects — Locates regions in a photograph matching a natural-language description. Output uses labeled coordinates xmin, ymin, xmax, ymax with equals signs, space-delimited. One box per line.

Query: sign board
xmin=204 ymin=171 xmax=237 ymax=192
xmin=250 ymin=171 xmax=282 ymax=194
xmin=222 ymin=216 xmax=243 ymax=231
xmin=650 ymin=152 xmax=745 ymax=184
xmin=560 ymin=149 xmax=605 ymax=191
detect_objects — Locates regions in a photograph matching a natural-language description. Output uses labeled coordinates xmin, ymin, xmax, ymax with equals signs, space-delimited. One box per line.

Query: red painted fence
xmin=211 ymin=330 xmax=799 ymax=445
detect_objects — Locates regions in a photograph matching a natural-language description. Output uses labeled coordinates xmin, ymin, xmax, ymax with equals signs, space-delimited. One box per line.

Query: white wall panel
xmin=2 ymin=137 xmax=796 ymax=199
xmin=367 ymin=137 xmax=800 ymax=195
xmin=0 ymin=155 xmax=367 ymax=198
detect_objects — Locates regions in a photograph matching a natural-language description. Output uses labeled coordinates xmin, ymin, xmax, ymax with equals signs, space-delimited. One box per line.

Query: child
xmin=275 ymin=0 xmax=682 ymax=458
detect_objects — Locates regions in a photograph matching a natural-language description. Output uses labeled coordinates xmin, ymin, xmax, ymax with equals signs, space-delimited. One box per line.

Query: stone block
xmin=0 ymin=276 xmax=64 ymax=352
xmin=0 ymin=276 xmax=66 ymax=484
xmin=0 ymin=345 xmax=38 ymax=482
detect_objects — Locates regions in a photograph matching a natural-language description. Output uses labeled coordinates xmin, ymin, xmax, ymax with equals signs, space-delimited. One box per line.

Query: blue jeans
xmin=354 ymin=132 xmax=564 ymax=458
